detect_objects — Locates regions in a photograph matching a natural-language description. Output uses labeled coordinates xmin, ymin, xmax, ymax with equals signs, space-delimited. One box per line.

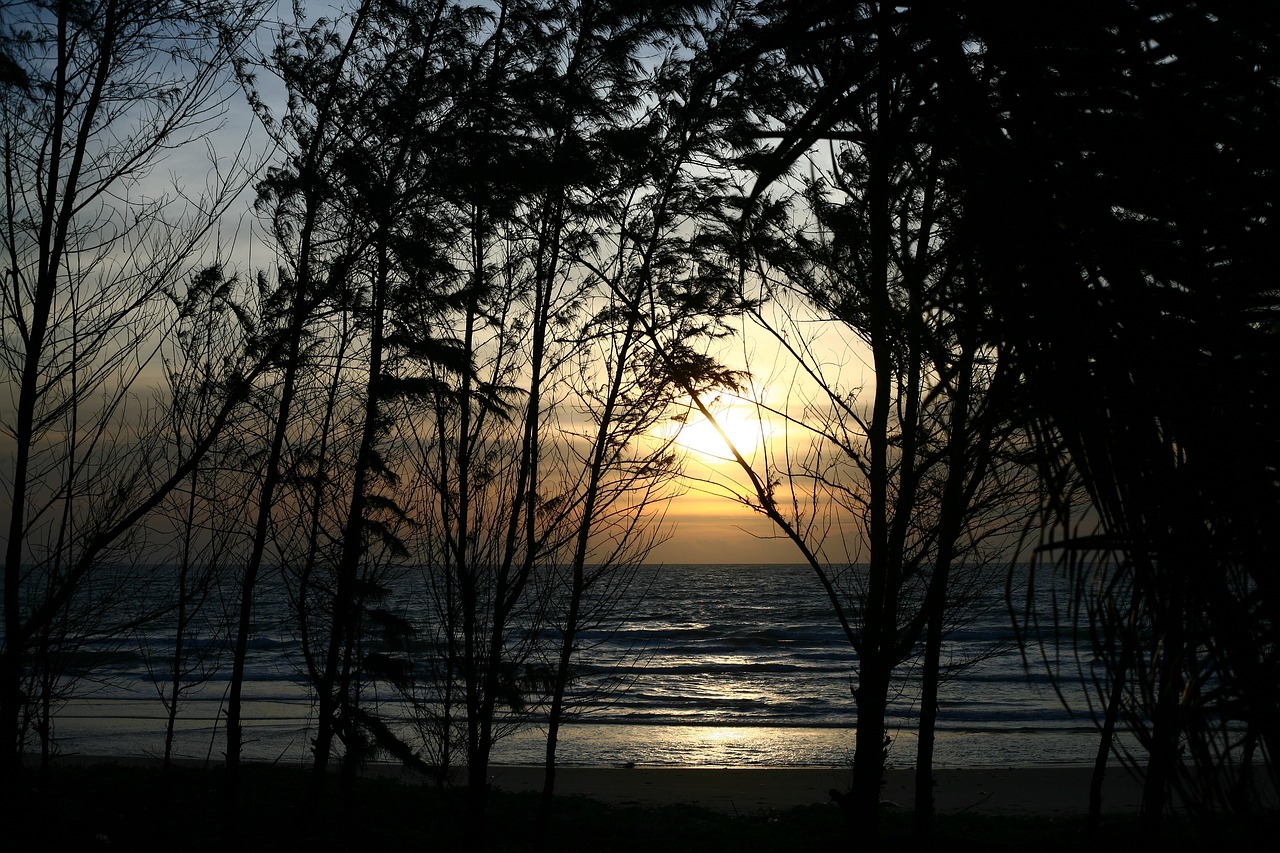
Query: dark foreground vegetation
xmin=6 ymin=763 xmax=1277 ymax=852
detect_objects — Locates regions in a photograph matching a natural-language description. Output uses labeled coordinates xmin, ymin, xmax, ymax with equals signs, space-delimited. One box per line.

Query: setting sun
xmin=662 ymin=401 xmax=774 ymax=463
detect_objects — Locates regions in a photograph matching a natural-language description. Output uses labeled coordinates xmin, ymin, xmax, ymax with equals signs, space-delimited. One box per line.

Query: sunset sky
xmin=642 ymin=314 xmax=874 ymax=565
xmin=0 ymin=5 xmax=888 ymax=571
xmin=167 ymin=93 xmax=875 ymax=567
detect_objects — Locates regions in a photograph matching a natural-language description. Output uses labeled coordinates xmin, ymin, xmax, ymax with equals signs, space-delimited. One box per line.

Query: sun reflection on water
xmin=621 ymin=725 xmax=854 ymax=767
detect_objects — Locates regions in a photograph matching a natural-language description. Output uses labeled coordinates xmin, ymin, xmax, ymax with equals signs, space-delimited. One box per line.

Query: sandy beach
xmin=54 ymin=755 xmax=1147 ymax=816
xmin=480 ymin=764 xmax=1145 ymax=816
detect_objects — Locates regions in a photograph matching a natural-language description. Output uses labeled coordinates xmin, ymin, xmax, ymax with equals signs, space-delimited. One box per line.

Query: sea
xmin=44 ymin=563 xmax=1114 ymax=770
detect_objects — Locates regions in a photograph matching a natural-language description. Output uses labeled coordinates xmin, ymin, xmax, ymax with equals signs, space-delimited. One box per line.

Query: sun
xmin=662 ymin=401 xmax=773 ymax=462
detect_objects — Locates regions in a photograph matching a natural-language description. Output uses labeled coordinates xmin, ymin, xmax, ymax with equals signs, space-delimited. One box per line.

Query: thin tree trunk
xmin=914 ymin=569 xmax=947 ymax=836
xmin=457 ymin=219 xmax=484 ymax=823
xmin=1085 ymin=583 xmax=1138 ymax=833
xmin=164 ymin=463 xmax=202 ymax=773
xmin=225 ymin=332 xmax=303 ymax=802
xmin=913 ymin=348 xmax=984 ymax=837
xmin=310 ymin=234 xmax=389 ymax=812
xmin=1089 ymin=638 xmax=1125 ymax=833
xmin=539 ymin=322 xmax=641 ymax=835
xmin=231 ymin=4 xmax=375 ymax=809
xmin=850 ymin=12 xmax=896 ymax=829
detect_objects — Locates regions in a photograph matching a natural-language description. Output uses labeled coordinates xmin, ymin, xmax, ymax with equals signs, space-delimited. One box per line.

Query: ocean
xmin=44 ymin=563 xmax=1111 ymax=769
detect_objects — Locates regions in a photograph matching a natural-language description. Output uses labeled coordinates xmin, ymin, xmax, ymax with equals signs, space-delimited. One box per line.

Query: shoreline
xmin=484 ymin=764 xmax=1146 ymax=815
xmin=42 ymin=755 xmax=1149 ymax=816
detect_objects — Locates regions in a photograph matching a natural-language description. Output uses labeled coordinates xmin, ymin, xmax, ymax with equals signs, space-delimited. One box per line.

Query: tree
xmin=216 ymin=0 xmax=412 ymax=808
xmin=268 ymin=0 xmax=474 ymax=810
xmin=522 ymin=0 xmax=682 ymax=818
xmin=144 ymin=266 xmax=251 ymax=773
xmin=955 ymin=3 xmax=1280 ymax=824
xmin=739 ymin=135 xmax=1030 ymax=844
xmin=238 ymin=4 xmax=691 ymax=829
xmin=626 ymin=5 xmax=1038 ymax=839
xmin=731 ymin=0 xmax=1280 ymax=829
xmin=390 ymin=0 xmax=577 ymax=820
xmin=0 ymin=0 xmax=264 ymax=787
xmin=333 ymin=0 xmax=738 ymax=827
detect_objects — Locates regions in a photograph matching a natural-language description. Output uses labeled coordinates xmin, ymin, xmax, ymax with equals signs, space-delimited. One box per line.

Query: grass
xmin=3 ymin=762 xmax=1276 ymax=851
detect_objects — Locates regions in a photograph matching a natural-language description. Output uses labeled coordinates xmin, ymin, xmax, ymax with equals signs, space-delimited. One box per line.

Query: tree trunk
xmin=1090 ymin=585 xmax=1139 ymax=834
xmin=914 ymin=581 xmax=946 ymax=837
xmin=310 ymin=231 xmax=389 ymax=814
xmin=1090 ymin=655 xmax=1124 ymax=834
xmin=849 ymin=662 xmax=891 ymax=833
xmin=539 ymin=581 xmax=581 ymax=831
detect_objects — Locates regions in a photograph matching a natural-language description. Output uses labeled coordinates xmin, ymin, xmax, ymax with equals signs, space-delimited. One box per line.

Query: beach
xmin=463 ymin=764 xmax=1143 ymax=816
xmin=52 ymin=755 xmax=1146 ymax=815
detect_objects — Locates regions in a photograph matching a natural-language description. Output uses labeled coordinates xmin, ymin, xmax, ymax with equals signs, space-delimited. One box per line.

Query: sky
xmin=189 ymin=14 xmax=876 ymax=567
xmin=2 ymin=1 xmax=879 ymax=570
xmin=640 ymin=317 xmax=874 ymax=565
xmin=646 ymin=406 xmax=802 ymax=565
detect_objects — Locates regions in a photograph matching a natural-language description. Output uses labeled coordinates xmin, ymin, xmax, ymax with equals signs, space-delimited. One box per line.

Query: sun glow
xmin=662 ymin=399 xmax=774 ymax=463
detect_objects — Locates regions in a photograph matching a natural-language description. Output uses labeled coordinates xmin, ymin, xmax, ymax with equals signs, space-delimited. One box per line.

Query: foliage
xmin=0 ymin=0 xmax=267 ymax=776
xmin=730 ymin=0 xmax=1280 ymax=828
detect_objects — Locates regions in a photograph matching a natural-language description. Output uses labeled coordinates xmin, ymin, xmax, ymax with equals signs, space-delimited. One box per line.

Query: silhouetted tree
xmin=0 ymin=0 xmax=264 ymax=788
xmin=927 ymin=2 xmax=1280 ymax=825
xmin=220 ymin=0 xmax=394 ymax=809
xmin=259 ymin=0 xmax=473 ymax=810
xmin=739 ymin=109 xmax=1030 ymax=851
xmin=370 ymin=1 xmax=744 ymax=828
xmin=146 ymin=266 xmax=252 ymax=773
xmin=512 ymin=27 xmax=690 ymax=819
xmin=393 ymin=0 xmax=574 ymax=821
xmin=732 ymin=0 xmax=1280 ymax=830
